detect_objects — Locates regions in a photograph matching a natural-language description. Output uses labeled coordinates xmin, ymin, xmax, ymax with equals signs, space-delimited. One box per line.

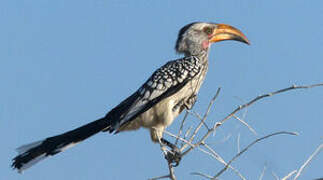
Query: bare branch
xmin=168 ymin=163 xmax=176 ymax=180
xmin=191 ymin=172 xmax=214 ymax=179
xmin=184 ymin=126 xmax=193 ymax=139
xmin=200 ymin=144 xmax=246 ymax=180
xmin=180 ymin=126 xmax=193 ymax=148
xmin=182 ymin=129 xmax=213 ymax=156
xmin=258 ymin=164 xmax=267 ymax=180
xmin=233 ymin=115 xmax=257 ymax=136
xmin=294 ymin=143 xmax=323 ymax=180
xmin=237 ymin=133 xmax=241 ymax=153
xmin=150 ymin=136 xmax=177 ymax=180
xmin=212 ymin=131 xmax=298 ymax=179
xmin=182 ymin=88 xmax=221 ymax=151
xmin=233 ymin=96 xmax=251 ymax=129
xmin=149 ymin=175 xmax=171 ymax=180
xmin=191 ymin=172 xmax=212 ymax=179
xmin=182 ymin=84 xmax=322 ymax=157
xmin=150 ymin=158 xmax=177 ymax=180
xmin=213 ymin=83 xmax=323 ymax=129
xmin=282 ymin=170 xmax=297 ymax=180
xmin=153 ymin=83 xmax=322 ymax=179
xmin=198 ymin=145 xmax=225 ymax=164
xmin=175 ymin=111 xmax=189 ymax=146
xmin=163 ymin=130 xmax=195 ymax=148
xmin=187 ymin=110 xmax=209 ymax=130
xmin=271 ymin=171 xmax=280 ymax=180
xmin=186 ymin=110 xmax=203 ymax=120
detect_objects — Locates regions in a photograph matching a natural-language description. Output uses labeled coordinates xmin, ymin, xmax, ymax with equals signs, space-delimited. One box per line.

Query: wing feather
xmin=105 ymin=56 xmax=201 ymax=132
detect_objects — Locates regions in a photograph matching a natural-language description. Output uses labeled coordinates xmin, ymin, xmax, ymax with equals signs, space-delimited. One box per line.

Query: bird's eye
xmin=203 ymin=27 xmax=213 ymax=35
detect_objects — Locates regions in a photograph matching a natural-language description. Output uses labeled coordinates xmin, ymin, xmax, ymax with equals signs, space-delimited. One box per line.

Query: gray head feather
xmin=175 ymin=22 xmax=215 ymax=56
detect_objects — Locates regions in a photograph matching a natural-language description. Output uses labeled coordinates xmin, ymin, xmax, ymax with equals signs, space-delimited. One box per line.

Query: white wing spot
xmin=157 ymin=83 xmax=164 ymax=90
xmin=147 ymin=81 xmax=153 ymax=86
xmin=143 ymin=90 xmax=150 ymax=99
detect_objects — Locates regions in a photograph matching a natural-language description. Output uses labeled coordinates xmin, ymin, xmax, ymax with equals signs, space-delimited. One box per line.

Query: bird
xmin=12 ymin=22 xmax=249 ymax=173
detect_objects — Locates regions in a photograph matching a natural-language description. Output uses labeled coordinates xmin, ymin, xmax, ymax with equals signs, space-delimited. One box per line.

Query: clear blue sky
xmin=1 ymin=0 xmax=322 ymax=179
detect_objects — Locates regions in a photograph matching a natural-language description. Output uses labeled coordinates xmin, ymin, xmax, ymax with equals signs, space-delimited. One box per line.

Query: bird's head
xmin=175 ymin=22 xmax=250 ymax=56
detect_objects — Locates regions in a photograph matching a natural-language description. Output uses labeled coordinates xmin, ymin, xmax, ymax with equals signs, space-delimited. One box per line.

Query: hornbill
xmin=12 ymin=22 xmax=249 ymax=172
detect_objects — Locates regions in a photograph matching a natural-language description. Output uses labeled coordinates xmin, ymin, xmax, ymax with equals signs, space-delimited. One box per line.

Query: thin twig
xmin=150 ymin=156 xmax=177 ymax=180
xmin=181 ymin=88 xmax=221 ymax=151
xmin=175 ymin=111 xmax=189 ymax=146
xmin=187 ymin=110 xmax=209 ymax=130
xmin=199 ymin=145 xmax=225 ymax=164
xmin=153 ymin=83 xmax=323 ymax=179
xmin=237 ymin=133 xmax=241 ymax=153
xmin=282 ymin=170 xmax=297 ymax=180
xmin=182 ymin=129 xmax=213 ymax=156
xmin=165 ymin=130 xmax=245 ymax=179
xmin=182 ymin=83 xmax=323 ymax=157
xmin=180 ymin=126 xmax=193 ymax=148
xmin=191 ymin=172 xmax=214 ymax=179
xmin=184 ymin=126 xmax=193 ymax=140
xmin=233 ymin=115 xmax=257 ymax=136
xmin=149 ymin=164 xmax=176 ymax=180
xmin=293 ymin=143 xmax=323 ymax=180
xmin=150 ymin=135 xmax=176 ymax=180
xmin=149 ymin=175 xmax=171 ymax=180
xmin=212 ymin=131 xmax=298 ymax=179
xmin=168 ymin=163 xmax=176 ymax=180
xmin=234 ymin=97 xmax=257 ymax=135
xmin=201 ymin=144 xmax=246 ymax=180
xmin=186 ymin=110 xmax=203 ymax=120
xmin=258 ymin=164 xmax=267 ymax=180
xmin=271 ymin=171 xmax=280 ymax=180
xmin=163 ymin=130 xmax=195 ymax=148
xmin=213 ymin=83 xmax=323 ymax=130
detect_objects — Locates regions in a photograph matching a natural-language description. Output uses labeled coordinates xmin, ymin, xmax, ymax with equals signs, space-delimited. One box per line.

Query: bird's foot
xmin=165 ymin=146 xmax=182 ymax=167
xmin=161 ymin=138 xmax=182 ymax=166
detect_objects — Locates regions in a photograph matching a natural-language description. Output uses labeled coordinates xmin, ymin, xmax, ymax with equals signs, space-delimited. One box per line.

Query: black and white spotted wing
xmin=105 ymin=56 xmax=202 ymax=132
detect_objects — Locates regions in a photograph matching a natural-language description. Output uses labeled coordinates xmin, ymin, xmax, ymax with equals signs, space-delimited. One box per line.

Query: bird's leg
xmin=172 ymin=95 xmax=197 ymax=113
xmin=161 ymin=138 xmax=182 ymax=167
xmin=172 ymin=99 xmax=185 ymax=112
xmin=184 ymin=94 xmax=197 ymax=110
xmin=160 ymin=138 xmax=178 ymax=150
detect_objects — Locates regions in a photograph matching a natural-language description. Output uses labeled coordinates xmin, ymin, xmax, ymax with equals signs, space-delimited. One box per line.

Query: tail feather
xmin=16 ymin=140 xmax=43 ymax=154
xmin=12 ymin=117 xmax=110 ymax=172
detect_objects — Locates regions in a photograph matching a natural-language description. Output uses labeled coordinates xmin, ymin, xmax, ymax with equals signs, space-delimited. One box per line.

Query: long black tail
xmin=12 ymin=117 xmax=110 ymax=173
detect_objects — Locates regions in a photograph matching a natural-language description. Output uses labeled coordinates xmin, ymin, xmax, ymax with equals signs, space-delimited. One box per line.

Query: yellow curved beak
xmin=209 ymin=24 xmax=250 ymax=45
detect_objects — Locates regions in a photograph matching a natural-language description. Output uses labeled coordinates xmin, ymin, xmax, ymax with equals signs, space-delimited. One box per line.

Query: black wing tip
xmin=11 ymin=157 xmax=22 ymax=172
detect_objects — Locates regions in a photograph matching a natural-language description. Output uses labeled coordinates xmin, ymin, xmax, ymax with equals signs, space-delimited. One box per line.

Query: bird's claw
xmin=165 ymin=146 xmax=182 ymax=167
xmin=184 ymin=94 xmax=197 ymax=110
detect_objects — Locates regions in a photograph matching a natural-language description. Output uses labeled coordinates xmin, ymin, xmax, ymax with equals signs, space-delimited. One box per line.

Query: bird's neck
xmin=185 ymin=50 xmax=209 ymax=65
